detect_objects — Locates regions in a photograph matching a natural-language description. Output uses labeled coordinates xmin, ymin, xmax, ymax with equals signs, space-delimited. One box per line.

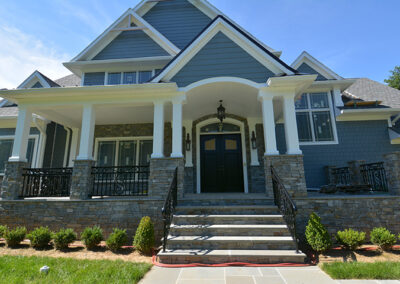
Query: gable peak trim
xmin=18 ymin=70 xmax=59 ymax=89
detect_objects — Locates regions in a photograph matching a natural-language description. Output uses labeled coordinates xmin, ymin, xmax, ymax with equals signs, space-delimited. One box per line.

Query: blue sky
xmin=0 ymin=0 xmax=399 ymax=88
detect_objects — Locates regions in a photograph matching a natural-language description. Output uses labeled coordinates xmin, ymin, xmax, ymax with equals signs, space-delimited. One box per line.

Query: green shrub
xmin=0 ymin=225 xmax=8 ymax=238
xmin=336 ymin=229 xmax=366 ymax=250
xmin=133 ymin=216 xmax=155 ymax=255
xmin=53 ymin=229 xmax=77 ymax=250
xmin=106 ymin=228 xmax=128 ymax=252
xmin=5 ymin=227 xmax=27 ymax=247
xmin=370 ymin=227 xmax=397 ymax=251
xmin=27 ymin=227 xmax=53 ymax=249
xmin=81 ymin=226 xmax=103 ymax=250
xmin=305 ymin=212 xmax=332 ymax=253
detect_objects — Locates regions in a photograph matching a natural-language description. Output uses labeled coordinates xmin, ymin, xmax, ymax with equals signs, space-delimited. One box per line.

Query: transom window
xmin=106 ymin=70 xmax=154 ymax=85
xmin=95 ymin=138 xmax=152 ymax=167
xmin=0 ymin=138 xmax=36 ymax=174
xmin=295 ymin=92 xmax=336 ymax=143
xmin=200 ymin=123 xmax=240 ymax=133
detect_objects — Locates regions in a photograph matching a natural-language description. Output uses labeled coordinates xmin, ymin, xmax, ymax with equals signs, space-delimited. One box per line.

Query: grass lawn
xmin=0 ymin=255 xmax=152 ymax=284
xmin=321 ymin=262 xmax=400 ymax=280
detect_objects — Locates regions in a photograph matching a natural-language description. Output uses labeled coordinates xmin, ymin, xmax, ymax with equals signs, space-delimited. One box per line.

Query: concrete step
xmin=158 ymin=249 xmax=305 ymax=264
xmin=170 ymin=224 xmax=290 ymax=237
xmin=173 ymin=214 xmax=285 ymax=225
xmin=166 ymin=236 xmax=296 ymax=250
xmin=175 ymin=205 xmax=279 ymax=215
xmin=180 ymin=194 xmax=273 ymax=206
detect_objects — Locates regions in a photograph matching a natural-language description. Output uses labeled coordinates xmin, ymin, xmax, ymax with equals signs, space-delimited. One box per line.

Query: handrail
xmin=161 ymin=167 xmax=178 ymax=252
xmin=271 ymin=166 xmax=299 ymax=252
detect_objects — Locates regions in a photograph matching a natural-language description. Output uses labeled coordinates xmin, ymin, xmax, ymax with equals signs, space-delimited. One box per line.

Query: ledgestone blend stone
xmin=70 ymin=160 xmax=94 ymax=200
xmin=1 ymin=161 xmax=28 ymax=200
xmin=384 ymin=151 xmax=400 ymax=195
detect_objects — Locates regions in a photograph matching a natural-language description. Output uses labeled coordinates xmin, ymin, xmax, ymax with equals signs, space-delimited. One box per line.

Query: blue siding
xmin=0 ymin=128 xmax=39 ymax=136
xmin=83 ymin=72 xmax=105 ymax=86
xmin=32 ymin=82 xmax=43 ymax=88
xmin=93 ymin=30 xmax=169 ymax=60
xmin=297 ymin=62 xmax=327 ymax=81
xmin=276 ymin=121 xmax=400 ymax=188
xmin=143 ymin=0 xmax=211 ymax=49
xmin=171 ymin=32 xmax=276 ymax=87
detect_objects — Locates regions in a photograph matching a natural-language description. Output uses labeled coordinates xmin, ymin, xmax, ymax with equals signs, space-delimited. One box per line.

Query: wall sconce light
xmin=251 ymin=131 xmax=257 ymax=150
xmin=186 ymin=133 xmax=191 ymax=151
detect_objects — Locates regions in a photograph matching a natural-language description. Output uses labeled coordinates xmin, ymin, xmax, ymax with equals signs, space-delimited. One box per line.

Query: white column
xmin=33 ymin=118 xmax=48 ymax=168
xmin=9 ymin=107 xmax=32 ymax=162
xmin=76 ymin=105 xmax=96 ymax=160
xmin=151 ymin=101 xmax=165 ymax=158
xmin=68 ymin=128 xmax=80 ymax=166
xmin=171 ymin=99 xmax=184 ymax=158
xmin=259 ymin=90 xmax=279 ymax=156
xmin=247 ymin=118 xmax=260 ymax=165
xmin=283 ymin=94 xmax=302 ymax=155
xmin=183 ymin=120 xmax=193 ymax=167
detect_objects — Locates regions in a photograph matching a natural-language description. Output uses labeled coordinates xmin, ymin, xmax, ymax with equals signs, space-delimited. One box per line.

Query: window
xmin=0 ymin=138 xmax=36 ymax=174
xmin=100 ymin=70 xmax=157 ymax=86
xmin=108 ymin=73 xmax=121 ymax=85
xmin=138 ymin=71 xmax=152 ymax=84
xmin=96 ymin=138 xmax=152 ymax=167
xmin=123 ymin=72 xmax=137 ymax=84
xmin=200 ymin=123 xmax=240 ymax=133
xmin=295 ymin=92 xmax=336 ymax=143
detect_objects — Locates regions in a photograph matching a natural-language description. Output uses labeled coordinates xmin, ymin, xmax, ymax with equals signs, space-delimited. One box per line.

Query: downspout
xmin=33 ymin=117 xmax=48 ymax=168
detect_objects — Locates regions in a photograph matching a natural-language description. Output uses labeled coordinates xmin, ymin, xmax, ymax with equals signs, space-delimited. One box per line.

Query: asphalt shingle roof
xmin=0 ymin=106 xmax=19 ymax=117
xmin=54 ymin=74 xmax=81 ymax=87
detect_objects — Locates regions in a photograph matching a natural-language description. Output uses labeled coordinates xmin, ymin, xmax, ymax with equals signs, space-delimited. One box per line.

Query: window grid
xmin=103 ymin=69 xmax=158 ymax=86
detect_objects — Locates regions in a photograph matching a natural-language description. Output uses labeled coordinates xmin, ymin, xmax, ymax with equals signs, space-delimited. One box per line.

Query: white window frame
xmin=0 ymin=135 xmax=39 ymax=175
xmin=103 ymin=69 xmax=157 ymax=86
xmin=296 ymin=92 xmax=338 ymax=146
xmin=94 ymin=136 xmax=153 ymax=167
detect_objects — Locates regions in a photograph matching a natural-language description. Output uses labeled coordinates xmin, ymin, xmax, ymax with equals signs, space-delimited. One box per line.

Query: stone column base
xmin=149 ymin=158 xmax=184 ymax=200
xmin=1 ymin=161 xmax=29 ymax=200
xmin=70 ymin=160 xmax=94 ymax=200
xmin=384 ymin=152 xmax=400 ymax=195
xmin=264 ymin=155 xmax=307 ymax=198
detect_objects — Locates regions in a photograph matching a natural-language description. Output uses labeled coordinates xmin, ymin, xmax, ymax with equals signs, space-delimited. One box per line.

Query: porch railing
xmin=20 ymin=168 xmax=73 ymax=198
xmin=332 ymin=167 xmax=351 ymax=186
xmin=90 ymin=166 xmax=149 ymax=197
xmin=271 ymin=166 xmax=299 ymax=253
xmin=360 ymin=162 xmax=388 ymax=192
xmin=161 ymin=167 xmax=178 ymax=252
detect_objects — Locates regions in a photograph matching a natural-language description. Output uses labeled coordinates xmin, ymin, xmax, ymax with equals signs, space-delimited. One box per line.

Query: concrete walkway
xmin=139 ymin=266 xmax=400 ymax=284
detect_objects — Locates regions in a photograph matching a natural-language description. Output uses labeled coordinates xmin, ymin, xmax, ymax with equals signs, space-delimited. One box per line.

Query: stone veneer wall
xmin=295 ymin=196 xmax=400 ymax=241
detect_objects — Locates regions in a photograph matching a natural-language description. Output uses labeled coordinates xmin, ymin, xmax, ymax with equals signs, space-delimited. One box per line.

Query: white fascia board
xmin=152 ymin=18 xmax=294 ymax=83
xmin=18 ymin=71 xmax=52 ymax=89
xmin=291 ymin=51 xmax=343 ymax=80
xmin=337 ymin=108 xmax=400 ymax=122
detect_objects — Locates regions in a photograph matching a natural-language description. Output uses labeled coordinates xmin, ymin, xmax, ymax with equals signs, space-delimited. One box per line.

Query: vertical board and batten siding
xmin=142 ymin=0 xmax=212 ymax=49
xmin=171 ymin=32 xmax=276 ymax=87
xmin=83 ymin=72 xmax=105 ymax=86
xmin=275 ymin=120 xmax=400 ymax=188
xmin=93 ymin=30 xmax=169 ymax=60
xmin=296 ymin=62 xmax=327 ymax=81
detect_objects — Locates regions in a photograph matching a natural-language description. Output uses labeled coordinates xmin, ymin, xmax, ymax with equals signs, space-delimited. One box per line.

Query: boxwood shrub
xmin=53 ymin=228 xmax=77 ymax=250
xmin=5 ymin=227 xmax=27 ymax=247
xmin=27 ymin=227 xmax=53 ymax=249
xmin=133 ymin=216 xmax=155 ymax=255
xmin=0 ymin=225 xmax=8 ymax=238
xmin=106 ymin=228 xmax=128 ymax=252
xmin=370 ymin=227 xmax=397 ymax=251
xmin=305 ymin=212 xmax=332 ymax=253
xmin=336 ymin=228 xmax=365 ymax=250
xmin=81 ymin=226 xmax=103 ymax=250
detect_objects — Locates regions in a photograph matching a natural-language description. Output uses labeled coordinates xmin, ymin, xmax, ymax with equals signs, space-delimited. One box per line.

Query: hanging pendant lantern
xmin=217 ymin=100 xmax=226 ymax=123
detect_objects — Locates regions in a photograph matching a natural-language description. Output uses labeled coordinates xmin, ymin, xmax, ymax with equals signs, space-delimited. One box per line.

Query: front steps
xmin=157 ymin=195 xmax=306 ymax=264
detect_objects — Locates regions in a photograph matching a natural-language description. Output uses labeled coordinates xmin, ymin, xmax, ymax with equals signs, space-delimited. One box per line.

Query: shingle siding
xmin=171 ymin=32 xmax=276 ymax=87
xmin=143 ymin=0 xmax=211 ymax=49
xmin=297 ymin=62 xmax=327 ymax=81
xmin=83 ymin=72 xmax=105 ymax=86
xmin=93 ymin=30 xmax=169 ymax=60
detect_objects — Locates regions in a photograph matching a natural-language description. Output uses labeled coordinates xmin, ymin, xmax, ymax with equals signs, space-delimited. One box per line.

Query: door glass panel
xmin=118 ymin=141 xmax=137 ymax=166
xmin=225 ymin=139 xmax=238 ymax=150
xmin=97 ymin=141 xmax=116 ymax=167
xmin=312 ymin=111 xmax=334 ymax=141
xmin=204 ymin=139 xmax=216 ymax=151
xmin=310 ymin=93 xmax=329 ymax=109
xmin=139 ymin=140 xmax=152 ymax=166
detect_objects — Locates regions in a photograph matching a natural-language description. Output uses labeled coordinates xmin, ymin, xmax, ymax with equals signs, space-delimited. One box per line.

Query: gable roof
xmin=55 ymin=74 xmax=81 ymax=87
xmin=151 ymin=15 xmax=297 ymax=83
xmin=18 ymin=70 xmax=60 ymax=89
xmin=343 ymin=78 xmax=400 ymax=108
xmin=291 ymin=51 xmax=342 ymax=80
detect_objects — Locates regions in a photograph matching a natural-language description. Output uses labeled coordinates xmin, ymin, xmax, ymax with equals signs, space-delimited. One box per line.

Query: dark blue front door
xmin=200 ymin=134 xmax=244 ymax=193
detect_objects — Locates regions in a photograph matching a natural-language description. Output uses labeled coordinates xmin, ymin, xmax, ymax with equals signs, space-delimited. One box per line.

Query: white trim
xmin=33 ymin=117 xmax=48 ymax=168
xmin=247 ymin=117 xmax=261 ymax=166
xmin=180 ymin=77 xmax=263 ymax=93
xmin=336 ymin=109 xmax=400 ymax=122
xmin=76 ymin=104 xmax=96 ymax=161
xmin=68 ymin=128 xmax=79 ymax=166
xmin=63 ymin=127 xmax=71 ymax=167
xmin=152 ymin=17 xmax=294 ymax=83
xmin=18 ymin=71 xmax=53 ymax=89
xmin=196 ymin=117 xmax=249 ymax=194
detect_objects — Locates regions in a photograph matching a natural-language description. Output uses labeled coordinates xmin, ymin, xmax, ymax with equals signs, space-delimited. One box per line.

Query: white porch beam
xmin=9 ymin=107 xmax=32 ymax=162
xmin=283 ymin=94 xmax=302 ymax=155
xmin=183 ymin=120 xmax=193 ymax=167
xmin=151 ymin=100 xmax=165 ymax=158
xmin=76 ymin=105 xmax=96 ymax=160
xmin=171 ymin=96 xmax=185 ymax=158
xmin=258 ymin=90 xmax=279 ymax=156
xmin=247 ymin=118 xmax=261 ymax=165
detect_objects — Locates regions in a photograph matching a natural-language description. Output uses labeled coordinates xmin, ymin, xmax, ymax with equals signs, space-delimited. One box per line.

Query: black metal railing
xmin=161 ymin=168 xmax=178 ymax=252
xmin=271 ymin=166 xmax=299 ymax=252
xmin=360 ymin=162 xmax=388 ymax=192
xmin=20 ymin=168 xmax=73 ymax=198
xmin=91 ymin=166 xmax=149 ymax=197
xmin=332 ymin=167 xmax=351 ymax=186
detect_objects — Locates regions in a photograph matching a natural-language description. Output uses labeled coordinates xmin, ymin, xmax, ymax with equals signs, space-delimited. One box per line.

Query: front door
xmin=200 ymin=134 xmax=244 ymax=193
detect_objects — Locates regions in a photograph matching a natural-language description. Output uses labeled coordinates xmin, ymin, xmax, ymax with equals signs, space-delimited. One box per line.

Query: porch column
xmin=171 ymin=96 xmax=185 ymax=158
xmin=76 ymin=105 xmax=96 ymax=160
xmin=152 ymin=100 xmax=165 ymax=158
xmin=9 ymin=107 xmax=32 ymax=162
xmin=283 ymin=94 xmax=302 ymax=155
xmin=258 ymin=90 xmax=279 ymax=155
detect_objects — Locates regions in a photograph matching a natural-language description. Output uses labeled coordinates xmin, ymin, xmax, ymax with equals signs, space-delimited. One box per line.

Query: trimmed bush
xmin=336 ymin=229 xmax=366 ymax=250
xmin=370 ymin=227 xmax=397 ymax=251
xmin=133 ymin=216 xmax=155 ymax=255
xmin=81 ymin=226 xmax=103 ymax=250
xmin=27 ymin=227 xmax=53 ymax=249
xmin=5 ymin=227 xmax=27 ymax=247
xmin=0 ymin=225 xmax=8 ymax=238
xmin=53 ymin=229 xmax=77 ymax=250
xmin=106 ymin=228 xmax=128 ymax=252
xmin=305 ymin=212 xmax=332 ymax=253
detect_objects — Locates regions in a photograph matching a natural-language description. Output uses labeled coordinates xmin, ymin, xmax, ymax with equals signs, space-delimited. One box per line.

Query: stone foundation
xmin=70 ymin=160 xmax=94 ymax=200
xmin=249 ymin=165 xmax=265 ymax=193
xmin=1 ymin=161 xmax=28 ymax=200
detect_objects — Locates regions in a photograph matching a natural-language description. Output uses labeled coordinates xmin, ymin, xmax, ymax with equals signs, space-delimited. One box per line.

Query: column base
xmin=70 ymin=160 xmax=94 ymax=200
xmin=1 ymin=161 xmax=29 ymax=200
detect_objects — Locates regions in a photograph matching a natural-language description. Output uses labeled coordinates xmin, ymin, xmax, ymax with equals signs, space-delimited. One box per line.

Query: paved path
xmin=139 ymin=266 xmax=400 ymax=284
